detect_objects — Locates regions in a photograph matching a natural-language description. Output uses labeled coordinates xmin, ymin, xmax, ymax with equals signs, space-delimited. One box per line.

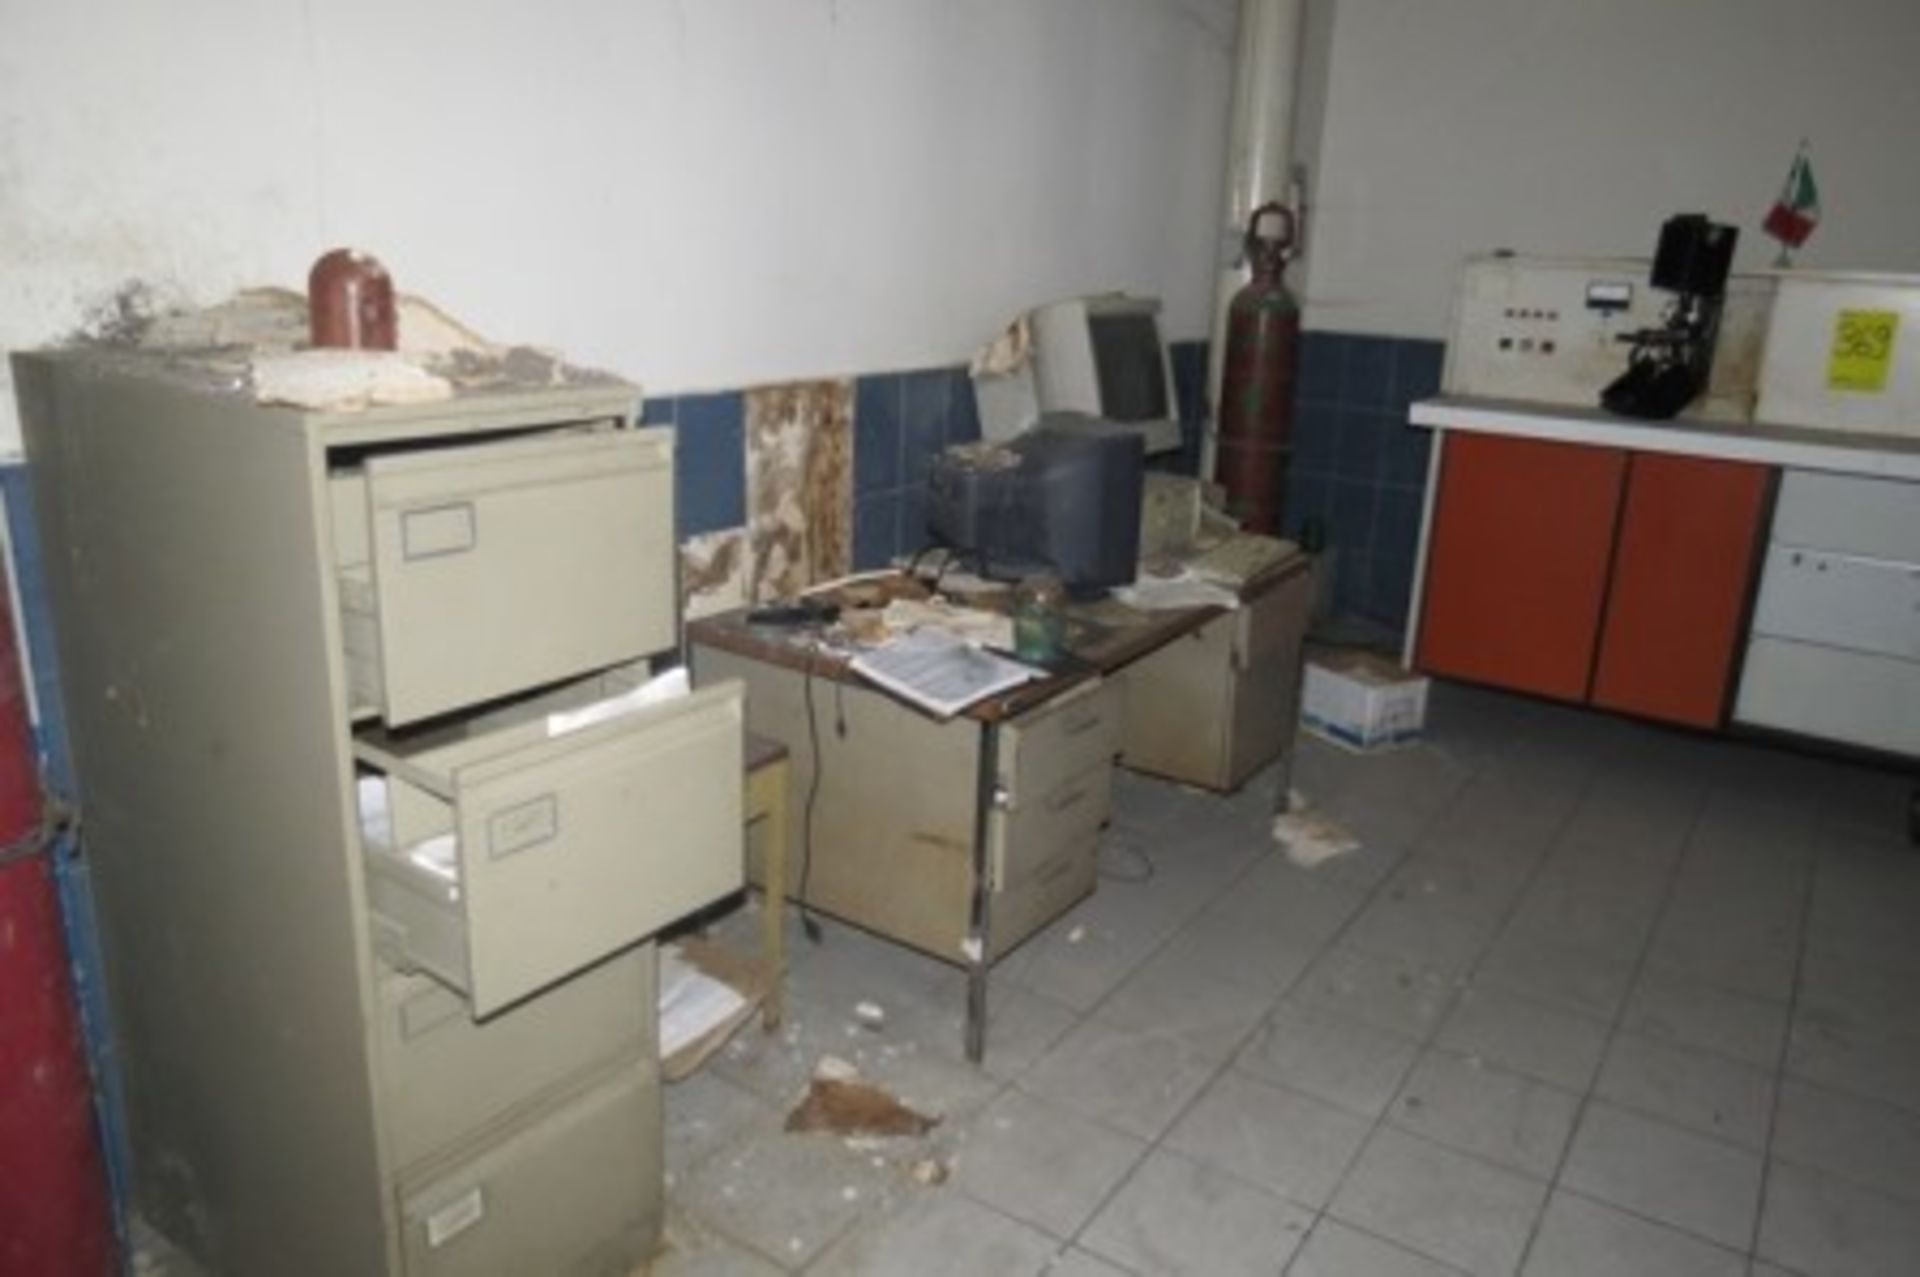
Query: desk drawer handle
xmin=1063 ymin=712 xmax=1104 ymax=738
xmin=1046 ymin=785 xmax=1090 ymax=814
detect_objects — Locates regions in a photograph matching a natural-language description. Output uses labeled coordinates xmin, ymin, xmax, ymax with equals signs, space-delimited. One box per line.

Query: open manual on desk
xmin=849 ymin=629 xmax=1043 ymax=718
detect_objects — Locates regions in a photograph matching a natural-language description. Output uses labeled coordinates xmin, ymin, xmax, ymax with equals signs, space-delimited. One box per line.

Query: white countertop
xmin=1410 ymin=395 xmax=1920 ymax=482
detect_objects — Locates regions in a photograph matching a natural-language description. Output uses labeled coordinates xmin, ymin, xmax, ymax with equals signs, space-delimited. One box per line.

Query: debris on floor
xmin=1272 ymin=790 xmax=1361 ymax=867
xmin=785 ymin=1056 xmax=941 ymax=1138
xmin=853 ymin=1000 xmax=887 ymax=1028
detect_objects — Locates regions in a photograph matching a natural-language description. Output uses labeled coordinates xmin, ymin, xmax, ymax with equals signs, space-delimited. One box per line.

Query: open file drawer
xmin=355 ymin=675 xmax=743 ymax=1018
xmin=332 ymin=429 xmax=676 ymax=726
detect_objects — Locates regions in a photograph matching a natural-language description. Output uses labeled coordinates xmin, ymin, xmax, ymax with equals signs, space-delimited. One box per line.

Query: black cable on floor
xmin=797 ymin=640 xmax=827 ymax=944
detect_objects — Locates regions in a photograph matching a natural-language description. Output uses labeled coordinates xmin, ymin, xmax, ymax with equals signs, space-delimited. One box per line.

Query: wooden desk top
xmin=686 ymin=553 xmax=1309 ymax=725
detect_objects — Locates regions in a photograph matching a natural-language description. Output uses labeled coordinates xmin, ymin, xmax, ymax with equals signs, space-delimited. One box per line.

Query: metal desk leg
xmin=964 ymin=721 xmax=1001 ymax=1064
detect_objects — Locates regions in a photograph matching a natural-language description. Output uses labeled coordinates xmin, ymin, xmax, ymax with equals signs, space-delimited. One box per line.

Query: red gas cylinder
xmin=0 ymin=585 xmax=114 ymax=1276
xmin=308 ymin=248 xmax=398 ymax=351
xmin=1215 ymin=202 xmax=1300 ymax=534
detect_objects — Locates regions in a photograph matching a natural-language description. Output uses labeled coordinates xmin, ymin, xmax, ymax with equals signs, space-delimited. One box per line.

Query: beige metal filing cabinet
xmin=13 ymin=348 xmax=743 ymax=1276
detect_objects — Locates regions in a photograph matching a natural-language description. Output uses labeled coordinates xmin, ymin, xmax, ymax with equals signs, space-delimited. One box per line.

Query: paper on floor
xmin=659 ymin=945 xmax=750 ymax=1060
xmin=1272 ymin=793 xmax=1361 ymax=868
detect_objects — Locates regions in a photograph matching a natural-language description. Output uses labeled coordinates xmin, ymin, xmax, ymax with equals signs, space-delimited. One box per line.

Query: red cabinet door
xmin=1591 ymin=454 xmax=1770 ymax=728
xmin=1417 ymin=433 xmax=1629 ymax=702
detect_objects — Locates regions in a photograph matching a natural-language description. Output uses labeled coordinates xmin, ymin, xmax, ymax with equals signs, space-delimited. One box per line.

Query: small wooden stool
xmin=743 ymin=732 xmax=791 ymax=1029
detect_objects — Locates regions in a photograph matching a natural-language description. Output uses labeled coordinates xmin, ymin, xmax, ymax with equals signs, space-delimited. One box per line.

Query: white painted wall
xmin=1299 ymin=0 xmax=1920 ymax=337
xmin=0 ymin=0 xmax=1238 ymax=454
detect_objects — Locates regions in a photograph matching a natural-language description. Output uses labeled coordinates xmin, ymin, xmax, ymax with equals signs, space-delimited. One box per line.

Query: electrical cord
xmin=1097 ymin=830 xmax=1156 ymax=884
xmin=796 ymin=638 xmax=828 ymax=944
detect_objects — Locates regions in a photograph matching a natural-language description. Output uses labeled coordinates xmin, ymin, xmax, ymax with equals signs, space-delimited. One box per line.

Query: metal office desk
xmin=689 ymin=553 xmax=1311 ymax=1062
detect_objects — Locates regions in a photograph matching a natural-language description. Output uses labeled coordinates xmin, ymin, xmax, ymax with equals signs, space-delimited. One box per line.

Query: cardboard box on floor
xmin=1302 ymin=652 xmax=1429 ymax=751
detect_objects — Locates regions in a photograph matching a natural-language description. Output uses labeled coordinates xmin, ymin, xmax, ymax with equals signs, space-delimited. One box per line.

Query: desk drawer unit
xmin=996 ymin=679 xmax=1124 ymax=804
xmin=1736 ymin=469 xmax=1920 ymax=755
xmin=331 ymin=430 xmax=676 ymax=726
xmin=374 ymin=947 xmax=653 ymax=1172
xmin=356 ymin=678 xmax=743 ymax=1018
xmin=990 ymin=760 xmax=1109 ymax=891
xmin=394 ymin=1061 xmax=660 ymax=1277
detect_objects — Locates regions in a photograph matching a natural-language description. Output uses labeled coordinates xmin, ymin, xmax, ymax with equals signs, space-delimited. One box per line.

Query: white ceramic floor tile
xmin=1019 ymin=1017 xmax=1223 ymax=1141
xmin=1758 ymin=1160 xmax=1920 ymax=1277
xmin=1504 ymin=878 xmax=1661 ymax=963
xmin=1238 ymin=1000 xmax=1424 ymax=1118
xmin=1345 ymin=891 xmax=1502 ymax=978
xmin=1621 ymin=968 xmax=1789 ymax=1069
xmin=1785 ymin=1012 xmax=1920 ymax=1116
xmin=1437 ymin=987 xmax=1611 ymax=1092
xmin=651 ymin=1207 xmax=790 ymax=1277
xmin=664 ymin=1071 xmax=778 ymax=1186
xmin=1041 ymin=1247 xmax=1136 ymax=1276
xmin=1287 ymin=1218 xmax=1468 ymax=1276
xmin=1165 ymin=1071 xmax=1372 ymax=1209
xmin=810 ymin=1191 xmax=1060 ymax=1277
xmin=1294 ymin=944 xmax=1462 ymax=1040
xmin=1205 ymin=857 xmax=1370 ymax=948
xmin=1474 ymin=931 xmax=1636 ymax=1021
xmin=927 ymin=983 xmax=1080 ymax=1083
xmin=1094 ymin=947 xmax=1277 ymax=1058
xmin=1522 ymin=1189 xmax=1746 ymax=1277
xmin=1148 ymin=911 xmax=1320 ymax=998
xmin=1560 ymin=1102 xmax=1763 ymax=1251
xmin=949 ymin=1089 xmax=1146 ymax=1239
xmin=681 ymin=1128 xmax=895 ymax=1269
xmin=1771 ymin=1077 xmax=1920 ymax=1205
xmin=1329 ymin=1127 xmax=1548 ymax=1277
xmin=1081 ymin=1149 xmax=1314 ymax=1277
xmin=1388 ymin=1049 xmax=1581 ymax=1179
xmin=1594 ymin=1032 xmax=1776 ymax=1151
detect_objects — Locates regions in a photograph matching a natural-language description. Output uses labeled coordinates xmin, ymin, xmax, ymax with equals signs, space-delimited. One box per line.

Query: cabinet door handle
xmin=1046 ymin=785 xmax=1090 ymax=813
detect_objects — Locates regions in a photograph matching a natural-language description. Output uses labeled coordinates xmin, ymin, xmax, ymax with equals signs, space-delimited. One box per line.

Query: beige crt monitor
xmin=974 ymin=293 xmax=1184 ymax=454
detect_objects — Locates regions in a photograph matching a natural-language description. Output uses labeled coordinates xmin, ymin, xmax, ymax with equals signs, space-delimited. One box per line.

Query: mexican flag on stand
xmin=1763 ymin=147 xmax=1820 ymax=256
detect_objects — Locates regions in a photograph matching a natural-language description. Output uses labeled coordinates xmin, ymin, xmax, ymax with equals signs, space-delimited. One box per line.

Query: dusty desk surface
xmin=686 ymin=561 xmax=1302 ymax=721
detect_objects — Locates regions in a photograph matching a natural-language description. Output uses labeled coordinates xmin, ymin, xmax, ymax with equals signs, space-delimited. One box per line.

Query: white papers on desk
xmin=546 ymin=667 xmax=689 ymax=737
xmin=1113 ymin=570 xmax=1240 ymax=612
xmin=849 ymin=629 xmax=1042 ymax=718
xmin=879 ymin=596 xmax=1015 ymax=650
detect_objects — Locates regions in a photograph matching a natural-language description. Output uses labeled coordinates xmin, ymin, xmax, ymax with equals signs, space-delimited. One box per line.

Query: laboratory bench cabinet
xmin=13 ymin=348 xmax=742 ymax=1276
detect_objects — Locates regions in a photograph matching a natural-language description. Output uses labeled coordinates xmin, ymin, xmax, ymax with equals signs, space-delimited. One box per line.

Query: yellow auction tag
xmin=1827 ymin=308 xmax=1900 ymax=393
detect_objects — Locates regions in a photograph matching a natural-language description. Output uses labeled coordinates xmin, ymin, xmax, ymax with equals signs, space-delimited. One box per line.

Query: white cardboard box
xmin=1302 ymin=652 xmax=1429 ymax=751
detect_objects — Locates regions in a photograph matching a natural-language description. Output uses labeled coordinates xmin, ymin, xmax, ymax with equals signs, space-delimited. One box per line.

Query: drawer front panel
xmin=998 ymin=678 xmax=1123 ymax=807
xmin=1750 ymin=544 xmax=1920 ymax=660
xmin=457 ymin=684 xmax=743 ymax=1017
xmin=1771 ymin=470 xmax=1920 ymax=562
xmin=989 ymin=760 xmax=1111 ymax=890
xmin=376 ymin=946 xmax=653 ymax=1172
xmin=362 ymin=430 xmax=675 ymax=725
xmin=991 ymin=835 xmax=1097 ymax=959
xmin=397 ymin=1064 xmax=660 ymax=1277
xmin=1735 ymin=636 xmax=1920 ymax=756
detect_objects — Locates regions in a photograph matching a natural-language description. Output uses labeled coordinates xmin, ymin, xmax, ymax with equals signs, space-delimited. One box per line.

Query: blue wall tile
xmin=640 ymin=395 xmax=676 ymax=426
xmin=674 ymin=391 xmax=746 ymax=538
xmin=944 ymin=368 xmax=981 ymax=446
xmin=1383 ymin=418 xmax=1434 ymax=488
xmin=1342 ymin=336 xmax=1397 ymax=410
xmin=1334 ymin=551 xmax=1373 ymax=616
xmin=901 ymin=369 xmax=951 ymax=483
xmin=1332 ymin=408 xmax=1386 ymax=484
xmin=853 ymin=490 xmax=902 ymax=570
xmin=1291 ymin=400 xmax=1340 ymax=478
xmin=898 ymin=482 xmax=931 ymax=555
xmin=854 ymin=373 xmax=904 ymax=495
xmin=1393 ymin=339 xmax=1446 ymax=409
xmin=1327 ymin=477 xmax=1378 ymax=552
xmin=1297 ymin=331 xmax=1343 ymax=406
xmin=1370 ymin=553 xmax=1416 ymax=628
xmin=1375 ymin=485 xmax=1425 ymax=563
xmin=1169 ymin=339 xmax=1210 ymax=426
